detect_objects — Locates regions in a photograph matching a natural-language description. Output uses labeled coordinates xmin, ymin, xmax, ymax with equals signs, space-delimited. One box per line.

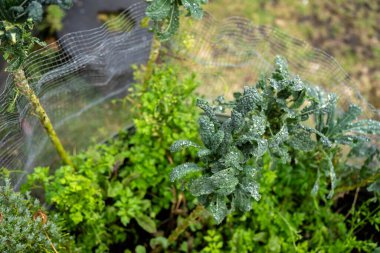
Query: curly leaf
xmin=146 ymin=0 xmax=172 ymax=20
xmin=190 ymin=176 xmax=214 ymax=196
xmin=170 ymin=163 xmax=203 ymax=182
xmin=170 ymin=140 xmax=200 ymax=153
xmin=181 ymin=0 xmax=203 ymax=19
xmin=208 ymin=194 xmax=228 ymax=224
xmin=156 ymin=3 xmax=179 ymax=41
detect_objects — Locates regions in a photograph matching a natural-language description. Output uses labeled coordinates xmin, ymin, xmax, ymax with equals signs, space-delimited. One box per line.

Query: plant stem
xmin=13 ymin=69 xmax=74 ymax=168
xmin=143 ymin=35 xmax=161 ymax=86
xmin=167 ymin=205 xmax=206 ymax=244
xmin=335 ymin=172 xmax=380 ymax=194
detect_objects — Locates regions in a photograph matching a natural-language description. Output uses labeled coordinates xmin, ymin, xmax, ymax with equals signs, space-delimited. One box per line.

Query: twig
xmin=167 ymin=205 xmax=206 ymax=245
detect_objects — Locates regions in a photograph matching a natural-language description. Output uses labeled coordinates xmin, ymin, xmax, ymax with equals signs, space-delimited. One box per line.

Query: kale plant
xmin=170 ymin=56 xmax=380 ymax=224
xmin=146 ymin=0 xmax=207 ymax=40
xmin=0 ymin=0 xmax=72 ymax=69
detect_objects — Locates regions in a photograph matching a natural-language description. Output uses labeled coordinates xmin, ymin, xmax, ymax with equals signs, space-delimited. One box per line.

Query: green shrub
xmin=0 ymin=178 xmax=76 ymax=253
xmin=23 ymin=64 xmax=201 ymax=252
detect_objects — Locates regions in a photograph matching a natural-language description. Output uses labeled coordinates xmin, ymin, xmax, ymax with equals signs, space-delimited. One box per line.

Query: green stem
xmin=167 ymin=205 xmax=206 ymax=245
xmin=13 ymin=69 xmax=74 ymax=168
xmin=143 ymin=35 xmax=161 ymax=87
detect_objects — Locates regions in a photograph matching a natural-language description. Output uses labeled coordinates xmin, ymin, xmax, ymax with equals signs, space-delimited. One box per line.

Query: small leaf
xmin=240 ymin=181 xmax=261 ymax=201
xmin=197 ymin=148 xmax=212 ymax=158
xmin=170 ymin=163 xmax=203 ymax=182
xmin=26 ymin=2 xmax=43 ymax=22
xmin=170 ymin=140 xmax=200 ymax=153
xmin=211 ymin=129 xmax=225 ymax=151
xmin=181 ymin=0 xmax=203 ymax=19
xmin=135 ymin=245 xmax=147 ymax=253
xmin=135 ymin=215 xmax=157 ymax=234
xmin=150 ymin=237 xmax=169 ymax=249
xmin=146 ymin=0 xmax=172 ymax=20
xmin=208 ymin=194 xmax=228 ymax=224
xmin=199 ymin=115 xmax=216 ymax=148
xmin=233 ymin=190 xmax=252 ymax=212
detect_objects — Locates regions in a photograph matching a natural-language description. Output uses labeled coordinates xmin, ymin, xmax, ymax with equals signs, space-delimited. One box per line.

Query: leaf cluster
xmin=0 ymin=0 xmax=72 ymax=70
xmin=0 ymin=178 xmax=76 ymax=253
xmin=146 ymin=0 xmax=207 ymax=40
xmin=170 ymin=56 xmax=380 ymax=223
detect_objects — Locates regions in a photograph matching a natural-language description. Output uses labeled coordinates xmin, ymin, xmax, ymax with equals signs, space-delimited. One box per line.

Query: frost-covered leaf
xmin=170 ymin=163 xmax=203 ymax=182
xmin=231 ymin=110 xmax=244 ymax=133
xmin=197 ymin=99 xmax=218 ymax=123
xmin=235 ymin=86 xmax=261 ymax=115
xmin=210 ymin=169 xmax=238 ymax=189
xmin=224 ymin=150 xmax=244 ymax=170
xmin=199 ymin=116 xmax=215 ymax=148
xmin=156 ymin=4 xmax=180 ymax=41
xmin=190 ymin=177 xmax=214 ymax=196
xmin=233 ymin=190 xmax=252 ymax=212
xmin=287 ymin=128 xmax=315 ymax=151
xmin=208 ymin=194 xmax=228 ymax=224
xmin=269 ymin=125 xmax=288 ymax=149
xmin=250 ymin=115 xmax=267 ymax=136
xmin=240 ymin=181 xmax=261 ymax=201
xmin=146 ymin=0 xmax=172 ymax=20
xmin=330 ymin=104 xmax=362 ymax=135
xmin=181 ymin=0 xmax=203 ymax=19
xmin=289 ymin=76 xmax=304 ymax=91
xmin=170 ymin=140 xmax=200 ymax=153
xmin=197 ymin=148 xmax=212 ymax=158
xmin=347 ymin=119 xmax=380 ymax=135
xmin=27 ymin=1 xmax=43 ymax=22
xmin=211 ymin=129 xmax=225 ymax=151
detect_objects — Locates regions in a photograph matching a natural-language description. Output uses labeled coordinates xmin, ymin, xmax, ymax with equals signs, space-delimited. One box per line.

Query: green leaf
xmin=331 ymin=104 xmax=362 ymax=135
xmin=146 ymin=0 xmax=172 ymax=20
xmin=135 ymin=215 xmax=157 ymax=234
xmin=240 ymin=180 xmax=260 ymax=201
xmin=170 ymin=163 xmax=203 ymax=182
xmin=199 ymin=115 xmax=216 ymax=148
xmin=211 ymin=129 xmax=225 ymax=151
xmin=170 ymin=140 xmax=200 ymax=153
xmin=208 ymin=194 xmax=228 ymax=224
xmin=181 ymin=0 xmax=204 ymax=19
xmin=135 ymin=245 xmax=147 ymax=253
xmin=26 ymin=2 xmax=43 ymax=22
xmin=150 ymin=237 xmax=169 ymax=249
xmin=210 ymin=169 xmax=238 ymax=189
xmin=197 ymin=148 xmax=212 ymax=158
xmin=156 ymin=3 xmax=180 ymax=41
xmin=233 ymin=189 xmax=252 ymax=212
xmin=347 ymin=119 xmax=380 ymax=135
xmin=190 ymin=176 xmax=214 ymax=196
xmin=287 ymin=128 xmax=316 ymax=151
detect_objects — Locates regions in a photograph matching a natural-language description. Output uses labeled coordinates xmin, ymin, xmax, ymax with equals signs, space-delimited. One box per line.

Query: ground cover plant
xmin=0 ymin=177 xmax=76 ymax=253
xmin=23 ymin=64 xmax=202 ymax=252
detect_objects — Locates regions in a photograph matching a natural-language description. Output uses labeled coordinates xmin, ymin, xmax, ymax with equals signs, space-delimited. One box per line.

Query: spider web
xmin=0 ymin=1 xmax=151 ymax=188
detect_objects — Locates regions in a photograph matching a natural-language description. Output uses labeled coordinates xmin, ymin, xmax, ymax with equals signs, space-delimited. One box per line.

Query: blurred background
xmin=0 ymin=0 xmax=379 ymax=108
